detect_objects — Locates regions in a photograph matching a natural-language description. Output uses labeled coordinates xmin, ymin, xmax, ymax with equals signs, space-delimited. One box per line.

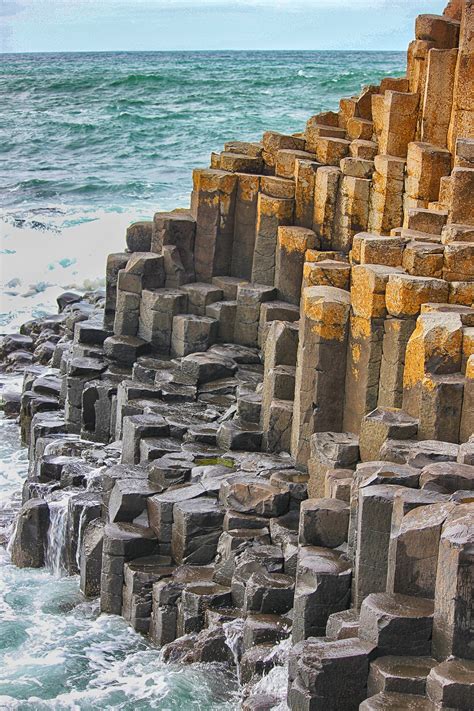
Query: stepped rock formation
xmin=2 ymin=2 xmax=474 ymax=709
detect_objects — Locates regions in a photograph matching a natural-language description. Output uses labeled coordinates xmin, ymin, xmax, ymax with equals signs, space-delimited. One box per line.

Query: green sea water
xmin=0 ymin=50 xmax=405 ymax=329
xmin=0 ymin=50 xmax=406 ymax=709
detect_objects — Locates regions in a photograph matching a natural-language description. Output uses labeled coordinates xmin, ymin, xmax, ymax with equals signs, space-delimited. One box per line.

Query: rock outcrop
xmin=2 ymin=2 xmax=473 ymax=709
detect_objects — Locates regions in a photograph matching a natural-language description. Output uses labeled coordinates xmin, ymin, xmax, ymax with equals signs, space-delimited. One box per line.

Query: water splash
xmin=244 ymin=637 xmax=292 ymax=709
xmin=75 ymin=505 xmax=88 ymax=571
xmin=223 ymin=618 xmax=244 ymax=676
xmin=44 ymin=495 xmax=72 ymax=577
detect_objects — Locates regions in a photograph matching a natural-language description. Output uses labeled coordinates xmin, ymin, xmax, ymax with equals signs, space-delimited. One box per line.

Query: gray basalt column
xmin=432 ymin=511 xmax=474 ymax=660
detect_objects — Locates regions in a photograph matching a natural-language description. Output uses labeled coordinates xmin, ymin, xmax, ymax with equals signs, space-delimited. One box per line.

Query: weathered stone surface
xmin=217 ymin=420 xmax=263 ymax=452
xmin=292 ymin=546 xmax=352 ymax=642
xmin=432 ymin=512 xmax=474 ymax=660
xmin=380 ymin=438 xmax=459 ymax=468
xmin=288 ymin=637 xmax=376 ymax=711
xmin=171 ymin=497 xmax=224 ymax=565
xmin=244 ymin=570 xmax=294 ymax=614
xmin=325 ymin=608 xmax=360 ymax=640
xmin=360 ymin=692 xmax=435 ymax=710
xmin=298 ymin=498 xmax=349 ymax=548
xmin=359 ymin=407 xmax=418 ymax=462
xmin=426 ymin=657 xmax=474 ymax=709
xmin=291 ymin=287 xmax=351 ymax=464
xmin=242 ymin=613 xmax=291 ymax=652
xmin=359 ymin=592 xmax=434 ymax=656
xmin=80 ymin=518 xmax=104 ymax=598
xmin=368 ymin=655 xmax=437 ymax=697
xmin=121 ymin=413 xmax=169 ymax=465
xmin=10 ymin=499 xmax=49 ymax=568
xmin=220 ymin=477 xmax=289 ymax=518
xmin=354 ymin=484 xmax=406 ymax=607
xmin=180 ymin=351 xmax=237 ymax=385
xmin=308 ymin=431 xmax=359 ymax=499
xmin=275 ymin=226 xmax=317 ymax=305
xmin=419 ymin=461 xmax=474 ymax=493
xmin=387 ymin=501 xmax=456 ymax=598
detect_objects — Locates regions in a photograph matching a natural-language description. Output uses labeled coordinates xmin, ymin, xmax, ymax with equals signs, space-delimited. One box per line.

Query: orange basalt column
xmin=291 ymin=286 xmax=351 ymax=465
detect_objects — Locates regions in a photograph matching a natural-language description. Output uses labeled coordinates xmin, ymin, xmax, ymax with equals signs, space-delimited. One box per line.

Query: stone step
xmin=359 ymin=592 xmax=434 ymax=657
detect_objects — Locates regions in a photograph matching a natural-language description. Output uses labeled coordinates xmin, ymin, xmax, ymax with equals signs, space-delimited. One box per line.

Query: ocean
xmin=0 ymin=50 xmax=406 ymax=709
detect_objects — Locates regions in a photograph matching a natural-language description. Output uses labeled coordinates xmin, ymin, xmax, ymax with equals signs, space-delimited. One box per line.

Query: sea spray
xmin=245 ymin=638 xmax=292 ymax=709
xmin=45 ymin=494 xmax=73 ymax=577
xmin=0 ymin=375 xmax=240 ymax=708
xmin=223 ymin=617 xmax=245 ymax=677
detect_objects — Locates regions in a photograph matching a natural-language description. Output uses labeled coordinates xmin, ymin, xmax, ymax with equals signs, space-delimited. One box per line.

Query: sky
xmin=0 ymin=0 xmax=447 ymax=53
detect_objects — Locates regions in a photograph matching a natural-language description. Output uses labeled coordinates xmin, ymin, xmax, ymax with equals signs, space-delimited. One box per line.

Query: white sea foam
xmin=0 ymin=208 xmax=153 ymax=333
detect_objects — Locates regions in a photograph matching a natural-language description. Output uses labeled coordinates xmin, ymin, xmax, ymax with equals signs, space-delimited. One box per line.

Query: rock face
xmin=2 ymin=2 xmax=474 ymax=709
xmin=10 ymin=499 xmax=50 ymax=568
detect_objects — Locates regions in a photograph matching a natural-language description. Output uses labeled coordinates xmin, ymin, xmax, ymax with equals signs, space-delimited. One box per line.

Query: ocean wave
xmin=109 ymin=73 xmax=178 ymax=89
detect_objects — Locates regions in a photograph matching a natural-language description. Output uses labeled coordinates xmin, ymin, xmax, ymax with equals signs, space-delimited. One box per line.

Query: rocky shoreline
xmin=1 ymin=1 xmax=474 ymax=709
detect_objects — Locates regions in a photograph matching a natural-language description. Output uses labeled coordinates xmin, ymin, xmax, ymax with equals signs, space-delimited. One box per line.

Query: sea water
xmin=0 ymin=378 xmax=240 ymax=710
xmin=0 ymin=50 xmax=406 ymax=708
xmin=1 ymin=50 xmax=405 ymax=329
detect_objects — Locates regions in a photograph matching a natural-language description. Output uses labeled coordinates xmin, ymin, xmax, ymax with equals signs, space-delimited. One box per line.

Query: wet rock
xmin=242 ymin=695 xmax=280 ymax=711
xmin=240 ymin=644 xmax=277 ymax=684
xmin=161 ymin=633 xmax=198 ymax=663
xmin=242 ymin=613 xmax=291 ymax=652
xmin=214 ymin=528 xmax=270 ymax=586
xmin=360 ymin=692 xmax=435 ymax=710
xmin=10 ymin=499 xmax=50 ymax=568
xmin=80 ymin=518 xmax=104 ymax=597
xmin=180 ymin=352 xmax=238 ymax=385
xmin=188 ymin=626 xmax=235 ymax=664
xmin=292 ymin=546 xmax=352 ymax=642
xmin=121 ymin=413 xmax=169 ymax=465
xmin=147 ymin=483 xmax=205 ymax=546
xmin=231 ymin=545 xmax=284 ymax=607
xmin=368 ymin=655 xmax=438 ymax=696
xmin=359 ymin=592 xmax=434 ymax=656
xmin=67 ymin=492 xmax=102 ymax=572
xmin=326 ymin=608 xmax=360 ymax=640
xmin=1 ymin=388 xmax=21 ymax=418
xmin=108 ymin=479 xmax=163 ymax=522
xmin=217 ymin=420 xmax=263 ymax=451
xmin=426 ymin=657 xmax=474 ymax=710
xmin=100 ymin=522 xmax=159 ymax=614
xmin=243 ymin=570 xmax=295 ymax=614
xmin=0 ymin=333 xmax=34 ymax=356
xmin=220 ymin=477 xmax=290 ymax=518
xmin=122 ymin=555 xmax=174 ymax=633
xmin=299 ymin=497 xmax=349 ymax=548
xmin=177 ymin=580 xmax=232 ymax=635
xmin=171 ymin=497 xmax=224 ymax=565
xmin=288 ymin=637 xmax=376 ymax=711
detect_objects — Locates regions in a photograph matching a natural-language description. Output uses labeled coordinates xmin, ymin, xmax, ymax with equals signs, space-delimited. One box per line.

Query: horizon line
xmin=1 ymin=48 xmax=407 ymax=56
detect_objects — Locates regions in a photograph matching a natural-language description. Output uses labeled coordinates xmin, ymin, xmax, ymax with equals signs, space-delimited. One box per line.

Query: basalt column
xmin=191 ymin=169 xmax=238 ymax=282
xmin=291 ymin=286 xmax=351 ymax=466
